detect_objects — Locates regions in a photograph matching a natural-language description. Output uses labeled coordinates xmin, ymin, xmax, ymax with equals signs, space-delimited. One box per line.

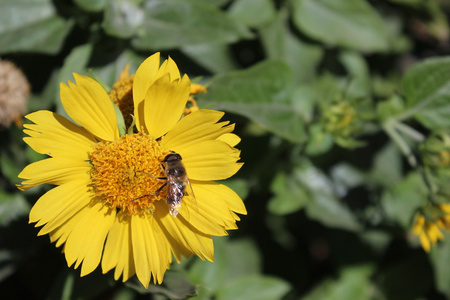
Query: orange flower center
xmin=89 ymin=133 xmax=170 ymax=215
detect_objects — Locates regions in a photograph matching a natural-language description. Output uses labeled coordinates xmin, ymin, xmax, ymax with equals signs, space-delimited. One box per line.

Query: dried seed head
xmin=0 ymin=60 xmax=30 ymax=128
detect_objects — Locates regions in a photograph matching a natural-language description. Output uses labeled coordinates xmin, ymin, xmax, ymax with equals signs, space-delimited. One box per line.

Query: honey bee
xmin=132 ymin=151 xmax=195 ymax=217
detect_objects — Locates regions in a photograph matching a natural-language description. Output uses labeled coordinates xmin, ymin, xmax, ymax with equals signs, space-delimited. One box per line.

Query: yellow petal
xmin=18 ymin=157 xmax=91 ymax=190
xmin=133 ymin=53 xmax=161 ymax=131
xmin=23 ymin=111 xmax=96 ymax=159
xmin=177 ymin=190 xmax=228 ymax=236
xmin=154 ymin=201 xmax=214 ymax=263
xmin=193 ymin=180 xmax=246 ymax=216
xmin=30 ymin=180 xmax=91 ymax=229
xmin=102 ymin=212 xmax=136 ymax=282
xmin=48 ymin=205 xmax=88 ymax=248
xmin=160 ymin=57 xmax=181 ymax=81
xmin=60 ymin=74 xmax=119 ymax=141
xmin=428 ymin=224 xmax=444 ymax=243
xmin=142 ymin=73 xmax=191 ymax=138
xmin=64 ymin=202 xmax=116 ymax=276
xmin=131 ymin=213 xmax=172 ymax=287
xmin=176 ymin=181 xmax=245 ymax=234
xmin=134 ymin=54 xmax=184 ymax=130
xmin=161 ymin=109 xmax=234 ymax=150
xmin=412 ymin=215 xmax=425 ymax=235
xmin=180 ymin=140 xmax=243 ymax=181
xmin=217 ymin=133 xmax=241 ymax=147
xmin=419 ymin=232 xmax=431 ymax=252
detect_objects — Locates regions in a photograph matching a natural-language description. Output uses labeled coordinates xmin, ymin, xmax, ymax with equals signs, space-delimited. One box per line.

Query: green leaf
xmin=224 ymin=239 xmax=262 ymax=279
xmin=216 ymin=275 xmax=290 ymax=300
xmin=228 ymin=0 xmax=276 ymax=28
xmin=259 ymin=12 xmax=323 ymax=84
xmin=28 ymin=70 xmax=60 ymax=112
xmin=1 ymin=143 xmax=26 ymax=186
xmin=188 ymin=237 xmax=229 ymax=294
xmin=303 ymin=265 xmax=376 ymax=300
xmin=381 ymin=172 xmax=427 ymax=229
xmin=269 ymin=160 xmax=361 ymax=230
xmin=0 ymin=191 xmax=29 ymax=226
xmin=305 ymin=124 xmax=334 ymax=156
xmin=401 ymin=56 xmax=450 ymax=129
xmin=143 ymin=271 xmax=198 ymax=299
xmin=181 ymin=44 xmax=239 ymax=74
xmin=90 ymin=50 xmax=144 ymax=88
xmin=0 ymin=0 xmax=73 ymax=54
xmin=102 ymin=0 xmax=143 ymax=38
xmin=188 ymin=237 xmax=261 ymax=296
xmin=338 ymin=51 xmax=371 ymax=99
xmin=376 ymin=94 xmax=405 ymax=122
xmin=291 ymin=0 xmax=389 ymax=52
xmin=370 ymin=142 xmax=403 ymax=187
xmin=300 ymin=161 xmax=361 ymax=231
xmin=132 ymin=0 xmax=252 ymax=50
xmin=330 ymin=163 xmax=366 ymax=197
xmin=268 ymin=172 xmax=310 ymax=215
xmin=74 ymin=0 xmax=108 ymax=12
xmin=199 ymin=60 xmax=307 ymax=143
xmin=431 ymin=232 xmax=450 ymax=297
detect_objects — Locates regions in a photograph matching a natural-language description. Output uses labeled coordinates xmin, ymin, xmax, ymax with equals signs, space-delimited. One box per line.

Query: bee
xmin=160 ymin=151 xmax=194 ymax=217
xmin=133 ymin=151 xmax=195 ymax=217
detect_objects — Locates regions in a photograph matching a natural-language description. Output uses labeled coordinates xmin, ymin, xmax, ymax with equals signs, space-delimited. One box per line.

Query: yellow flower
xmin=18 ymin=53 xmax=246 ymax=287
xmin=412 ymin=204 xmax=450 ymax=252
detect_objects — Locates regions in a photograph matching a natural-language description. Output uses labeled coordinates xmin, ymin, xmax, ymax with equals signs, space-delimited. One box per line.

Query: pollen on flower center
xmin=89 ymin=133 xmax=169 ymax=215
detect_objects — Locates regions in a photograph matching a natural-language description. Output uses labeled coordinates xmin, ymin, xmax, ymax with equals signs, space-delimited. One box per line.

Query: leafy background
xmin=1 ymin=0 xmax=450 ymax=299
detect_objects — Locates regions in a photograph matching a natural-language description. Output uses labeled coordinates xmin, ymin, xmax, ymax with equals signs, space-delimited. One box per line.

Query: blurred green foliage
xmin=1 ymin=0 xmax=450 ymax=299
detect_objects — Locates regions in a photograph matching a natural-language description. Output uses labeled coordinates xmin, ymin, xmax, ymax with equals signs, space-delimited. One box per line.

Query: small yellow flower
xmin=18 ymin=53 xmax=246 ymax=287
xmin=412 ymin=204 xmax=450 ymax=252
xmin=184 ymin=83 xmax=206 ymax=116
xmin=0 ymin=59 xmax=30 ymax=127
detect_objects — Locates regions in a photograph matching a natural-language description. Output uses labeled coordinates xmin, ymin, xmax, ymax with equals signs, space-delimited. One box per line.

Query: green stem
xmin=383 ymin=120 xmax=417 ymax=167
xmin=393 ymin=121 xmax=425 ymax=142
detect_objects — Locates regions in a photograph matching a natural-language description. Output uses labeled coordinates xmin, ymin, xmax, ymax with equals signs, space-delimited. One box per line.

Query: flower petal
xmin=30 ymin=180 xmax=91 ymax=229
xmin=64 ymin=202 xmax=116 ymax=276
xmin=134 ymin=54 xmax=183 ymax=131
xmin=60 ymin=74 xmax=119 ymax=141
xmin=48 ymin=204 xmax=88 ymax=248
xmin=177 ymin=190 xmax=229 ymax=236
xmin=133 ymin=53 xmax=161 ymax=130
xmin=18 ymin=157 xmax=91 ymax=190
xmin=154 ymin=201 xmax=214 ymax=263
xmin=186 ymin=180 xmax=246 ymax=231
xmin=23 ymin=111 xmax=96 ymax=159
xmin=102 ymin=212 xmax=136 ymax=282
xmin=131 ymin=213 xmax=172 ymax=287
xmin=142 ymin=73 xmax=191 ymax=138
xmin=217 ymin=133 xmax=241 ymax=147
xmin=175 ymin=180 xmax=246 ymax=235
xmin=161 ymin=109 xmax=234 ymax=150
xmin=180 ymin=140 xmax=243 ymax=181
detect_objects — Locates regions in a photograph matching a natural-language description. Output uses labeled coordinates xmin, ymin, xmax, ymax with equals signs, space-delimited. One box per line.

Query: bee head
xmin=164 ymin=152 xmax=182 ymax=162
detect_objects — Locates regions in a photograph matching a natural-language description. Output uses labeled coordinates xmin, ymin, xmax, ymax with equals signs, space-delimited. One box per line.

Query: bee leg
xmin=129 ymin=182 xmax=167 ymax=202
